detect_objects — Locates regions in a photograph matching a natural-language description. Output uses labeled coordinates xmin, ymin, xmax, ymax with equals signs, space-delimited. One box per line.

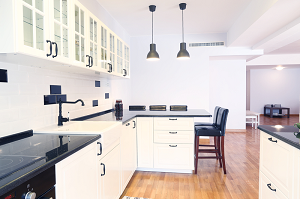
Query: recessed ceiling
xmin=96 ymin=0 xmax=252 ymax=36
xmin=267 ymin=39 xmax=300 ymax=55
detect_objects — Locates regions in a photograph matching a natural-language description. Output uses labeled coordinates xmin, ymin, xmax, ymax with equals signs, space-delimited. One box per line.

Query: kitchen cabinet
xmin=259 ymin=131 xmax=294 ymax=199
xmin=121 ymin=118 xmax=137 ymax=191
xmin=294 ymin=148 xmax=300 ymax=198
xmin=0 ymin=0 xmax=130 ymax=78
xmin=137 ymin=117 xmax=154 ymax=168
xmin=259 ymin=171 xmax=288 ymax=199
xmin=98 ymin=143 xmax=121 ymax=199
xmin=56 ymin=139 xmax=98 ymax=199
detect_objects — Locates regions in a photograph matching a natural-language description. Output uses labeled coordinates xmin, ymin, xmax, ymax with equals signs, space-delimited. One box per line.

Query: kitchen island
xmin=258 ymin=125 xmax=300 ymax=199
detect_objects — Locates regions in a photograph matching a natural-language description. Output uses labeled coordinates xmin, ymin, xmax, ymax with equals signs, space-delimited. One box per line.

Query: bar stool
xmin=194 ymin=106 xmax=220 ymax=126
xmin=194 ymin=107 xmax=229 ymax=174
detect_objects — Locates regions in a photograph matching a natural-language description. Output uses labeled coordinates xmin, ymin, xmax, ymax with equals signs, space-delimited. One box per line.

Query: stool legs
xmin=221 ymin=136 xmax=227 ymax=174
xmin=194 ymin=135 xmax=199 ymax=174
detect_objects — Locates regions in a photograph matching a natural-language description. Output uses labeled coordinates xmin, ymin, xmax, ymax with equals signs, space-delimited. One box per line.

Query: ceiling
xmin=97 ymin=0 xmax=300 ymax=68
xmin=96 ymin=0 xmax=252 ymax=36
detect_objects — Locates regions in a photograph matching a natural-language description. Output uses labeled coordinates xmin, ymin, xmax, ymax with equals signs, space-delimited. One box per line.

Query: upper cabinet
xmin=0 ymin=0 xmax=130 ymax=78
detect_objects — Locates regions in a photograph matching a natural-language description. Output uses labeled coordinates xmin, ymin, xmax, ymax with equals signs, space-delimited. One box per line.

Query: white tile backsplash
xmin=0 ymin=62 xmax=114 ymax=138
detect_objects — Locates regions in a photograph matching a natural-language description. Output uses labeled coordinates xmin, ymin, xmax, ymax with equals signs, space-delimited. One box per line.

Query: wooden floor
xmin=120 ymin=115 xmax=299 ymax=199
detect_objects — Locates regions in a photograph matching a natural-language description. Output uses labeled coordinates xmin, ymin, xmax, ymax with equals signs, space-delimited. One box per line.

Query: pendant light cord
xmin=152 ymin=12 xmax=154 ymax=44
xmin=182 ymin=9 xmax=184 ymax=42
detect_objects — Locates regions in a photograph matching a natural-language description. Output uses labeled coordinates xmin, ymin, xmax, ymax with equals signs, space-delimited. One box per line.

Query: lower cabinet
xmin=121 ymin=118 xmax=137 ymax=191
xmin=98 ymin=144 xmax=121 ymax=199
xmin=260 ymin=171 xmax=288 ymax=199
xmin=56 ymin=140 xmax=98 ymax=199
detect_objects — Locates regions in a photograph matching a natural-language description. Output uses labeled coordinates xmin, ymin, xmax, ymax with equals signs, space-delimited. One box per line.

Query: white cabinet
xmin=121 ymin=118 xmax=137 ymax=191
xmin=260 ymin=171 xmax=288 ymax=199
xmin=98 ymin=144 xmax=121 ymax=199
xmin=137 ymin=117 xmax=154 ymax=168
xmin=153 ymin=117 xmax=194 ymax=131
xmin=56 ymin=140 xmax=98 ymax=199
xmin=293 ymin=148 xmax=300 ymax=199
xmin=259 ymin=131 xmax=294 ymax=199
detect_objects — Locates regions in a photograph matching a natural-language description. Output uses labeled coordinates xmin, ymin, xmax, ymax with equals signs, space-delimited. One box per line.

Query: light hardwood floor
xmin=120 ymin=115 xmax=299 ymax=199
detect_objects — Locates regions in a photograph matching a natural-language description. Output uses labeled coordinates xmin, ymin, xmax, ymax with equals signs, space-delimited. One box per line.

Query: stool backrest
xmin=212 ymin=106 xmax=221 ymax=125
xmin=215 ymin=107 xmax=229 ymax=136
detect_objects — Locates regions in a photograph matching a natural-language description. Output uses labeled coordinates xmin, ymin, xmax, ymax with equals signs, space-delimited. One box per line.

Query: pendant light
xmin=177 ymin=3 xmax=190 ymax=60
xmin=147 ymin=5 xmax=160 ymax=61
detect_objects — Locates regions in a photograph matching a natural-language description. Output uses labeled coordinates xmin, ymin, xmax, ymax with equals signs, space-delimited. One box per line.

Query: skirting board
xmin=137 ymin=167 xmax=193 ymax=174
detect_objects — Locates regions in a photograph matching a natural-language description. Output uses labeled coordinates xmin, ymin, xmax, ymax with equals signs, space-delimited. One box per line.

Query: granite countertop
xmin=0 ymin=131 xmax=100 ymax=196
xmin=73 ymin=109 xmax=212 ymax=124
xmin=258 ymin=125 xmax=300 ymax=150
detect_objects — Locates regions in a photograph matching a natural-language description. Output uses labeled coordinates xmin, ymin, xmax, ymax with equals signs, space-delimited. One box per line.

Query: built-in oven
xmin=1 ymin=165 xmax=55 ymax=199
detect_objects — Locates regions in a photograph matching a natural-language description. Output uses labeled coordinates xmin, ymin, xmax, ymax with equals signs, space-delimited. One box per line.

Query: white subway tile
xmin=19 ymin=84 xmax=37 ymax=95
xmin=0 ymin=96 xmax=9 ymax=110
xmin=0 ymin=84 xmax=19 ymax=95
xmin=9 ymin=95 xmax=28 ymax=108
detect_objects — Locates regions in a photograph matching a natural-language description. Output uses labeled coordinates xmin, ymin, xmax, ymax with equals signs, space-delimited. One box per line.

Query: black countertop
xmin=0 ymin=131 xmax=100 ymax=196
xmin=73 ymin=109 xmax=212 ymax=123
xmin=258 ymin=125 xmax=300 ymax=150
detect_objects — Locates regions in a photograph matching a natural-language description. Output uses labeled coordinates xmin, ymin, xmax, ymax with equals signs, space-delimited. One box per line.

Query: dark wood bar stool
xmin=194 ymin=107 xmax=229 ymax=174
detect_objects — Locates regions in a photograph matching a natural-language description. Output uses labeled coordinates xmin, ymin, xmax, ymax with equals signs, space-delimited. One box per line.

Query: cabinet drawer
xmin=259 ymin=171 xmax=288 ymax=199
xmin=154 ymin=143 xmax=194 ymax=170
xmin=154 ymin=117 xmax=194 ymax=131
xmin=260 ymin=131 xmax=293 ymax=198
xmin=154 ymin=130 xmax=194 ymax=144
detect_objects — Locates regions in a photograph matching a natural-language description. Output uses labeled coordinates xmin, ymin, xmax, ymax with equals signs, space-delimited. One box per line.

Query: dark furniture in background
xmin=194 ymin=107 xmax=229 ymax=174
xmin=264 ymin=104 xmax=290 ymax=118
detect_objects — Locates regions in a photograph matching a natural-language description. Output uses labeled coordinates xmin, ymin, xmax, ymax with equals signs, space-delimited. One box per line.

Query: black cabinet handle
xmin=268 ymin=138 xmax=277 ymax=143
xmin=101 ymin=163 xmax=105 ymax=176
xmin=133 ymin=121 xmax=136 ymax=129
xmin=90 ymin=56 xmax=93 ymax=67
xmin=267 ymin=183 xmax=276 ymax=192
xmin=86 ymin=55 xmax=90 ymax=67
xmin=52 ymin=42 xmax=58 ymax=58
xmin=169 ymin=145 xmax=177 ymax=147
xmin=126 ymin=123 xmax=130 ymax=126
xmin=169 ymin=118 xmax=177 ymax=120
xmin=123 ymin=69 xmax=127 ymax=76
xmin=97 ymin=142 xmax=102 ymax=156
xmin=108 ymin=63 xmax=112 ymax=73
xmin=46 ymin=40 xmax=52 ymax=57
xmin=169 ymin=132 xmax=177 ymax=134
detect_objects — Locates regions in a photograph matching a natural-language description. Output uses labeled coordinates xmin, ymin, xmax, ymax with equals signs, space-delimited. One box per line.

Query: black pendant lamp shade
xmin=147 ymin=5 xmax=160 ymax=60
xmin=177 ymin=3 xmax=190 ymax=59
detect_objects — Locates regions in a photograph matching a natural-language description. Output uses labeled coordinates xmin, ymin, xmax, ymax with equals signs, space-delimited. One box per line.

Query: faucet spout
xmin=57 ymin=99 xmax=85 ymax=126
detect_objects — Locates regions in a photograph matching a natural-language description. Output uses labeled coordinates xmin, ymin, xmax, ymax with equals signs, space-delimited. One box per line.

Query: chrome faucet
xmin=58 ymin=99 xmax=85 ymax=126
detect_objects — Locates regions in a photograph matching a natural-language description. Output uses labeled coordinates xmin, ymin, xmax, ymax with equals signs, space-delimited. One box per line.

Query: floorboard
xmin=120 ymin=115 xmax=299 ymax=199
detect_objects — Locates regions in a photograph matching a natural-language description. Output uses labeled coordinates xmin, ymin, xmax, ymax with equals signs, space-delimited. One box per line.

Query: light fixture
xmin=147 ymin=5 xmax=159 ymax=61
xmin=275 ymin=65 xmax=285 ymax=70
xmin=177 ymin=3 xmax=190 ymax=60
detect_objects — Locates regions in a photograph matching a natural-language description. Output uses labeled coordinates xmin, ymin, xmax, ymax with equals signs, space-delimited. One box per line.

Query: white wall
xmin=250 ymin=68 xmax=300 ymax=114
xmin=209 ymin=60 xmax=246 ymax=129
xmin=130 ymin=34 xmax=248 ymax=128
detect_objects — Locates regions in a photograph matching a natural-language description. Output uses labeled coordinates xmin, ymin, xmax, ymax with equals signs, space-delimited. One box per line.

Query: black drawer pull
xmin=101 ymin=163 xmax=105 ymax=176
xmin=169 ymin=145 xmax=177 ymax=147
xmin=133 ymin=121 xmax=136 ymax=129
xmin=267 ymin=183 xmax=276 ymax=192
xmin=46 ymin=40 xmax=52 ymax=57
xmin=169 ymin=132 xmax=177 ymax=134
xmin=268 ymin=138 xmax=277 ymax=143
xmin=169 ymin=118 xmax=177 ymax=120
xmin=97 ymin=142 xmax=102 ymax=155
xmin=126 ymin=123 xmax=130 ymax=126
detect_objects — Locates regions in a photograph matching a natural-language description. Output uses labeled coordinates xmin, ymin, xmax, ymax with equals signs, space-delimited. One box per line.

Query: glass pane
xmin=24 ymin=0 xmax=32 ymax=5
xmin=110 ymin=34 xmax=114 ymax=53
xmin=90 ymin=18 xmax=93 ymax=41
xmin=35 ymin=0 xmax=43 ymax=12
xmin=104 ymin=29 xmax=107 ymax=48
xmin=63 ymin=27 xmax=68 ymax=57
xmin=54 ymin=0 xmax=60 ymax=21
xmin=36 ymin=13 xmax=44 ymax=50
xmin=117 ymin=39 xmax=119 ymax=56
xmin=94 ymin=45 xmax=97 ymax=66
xmin=101 ymin=48 xmax=104 ymax=68
xmin=120 ymin=42 xmax=122 ymax=57
xmin=81 ymin=37 xmax=84 ymax=62
xmin=62 ymin=0 xmax=68 ymax=26
xmin=124 ymin=46 xmax=126 ymax=61
xmin=54 ymin=23 xmax=61 ymax=56
xmin=117 ymin=57 xmax=120 ymax=73
xmin=90 ymin=42 xmax=93 ymax=56
xmin=101 ymin=27 xmax=104 ymax=47
xmin=94 ymin=21 xmax=97 ymax=43
xmin=80 ymin=10 xmax=84 ymax=35
xmin=75 ymin=34 xmax=79 ymax=61
xmin=120 ymin=58 xmax=123 ymax=72
xmin=23 ymin=6 xmax=33 ymax=47
xmin=75 ymin=5 xmax=79 ymax=33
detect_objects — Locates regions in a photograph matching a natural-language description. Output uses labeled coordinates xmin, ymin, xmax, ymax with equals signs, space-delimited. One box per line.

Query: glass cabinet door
xmin=74 ymin=4 xmax=85 ymax=63
xmin=124 ymin=45 xmax=130 ymax=77
xmin=101 ymin=26 xmax=107 ymax=70
xmin=89 ymin=17 xmax=98 ymax=67
xmin=52 ymin=0 xmax=69 ymax=58
xmin=109 ymin=33 xmax=115 ymax=72
xmin=21 ymin=0 xmax=47 ymax=55
xmin=116 ymin=39 xmax=123 ymax=75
